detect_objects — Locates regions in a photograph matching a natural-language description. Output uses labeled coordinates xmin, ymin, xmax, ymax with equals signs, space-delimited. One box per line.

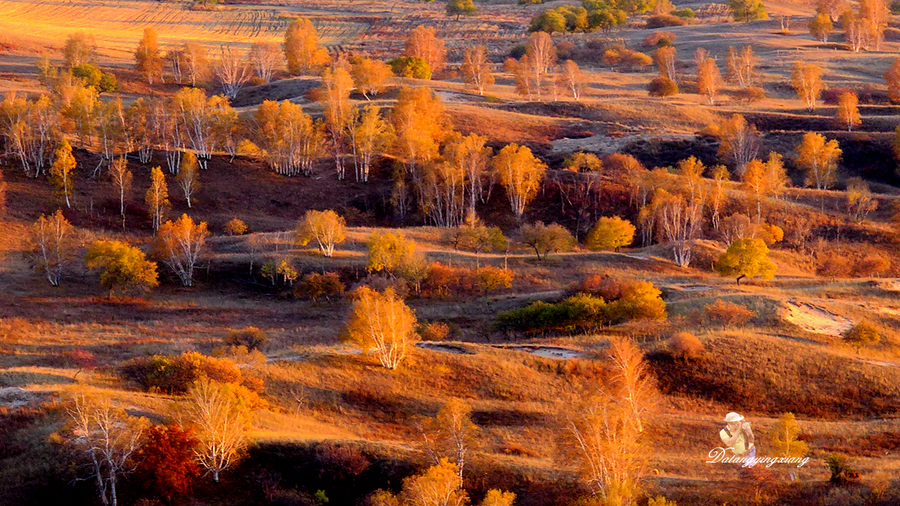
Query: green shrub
xmin=119 ymin=354 xmax=198 ymax=394
xmin=648 ymin=76 xmax=678 ymax=97
xmin=825 ymin=453 xmax=857 ymax=483
xmin=224 ymin=326 xmax=270 ymax=351
xmin=72 ymin=63 xmax=117 ymax=92
xmin=389 ymin=57 xmax=431 ymax=79
xmin=841 ymin=321 xmax=880 ymax=352
xmin=494 ymin=293 xmax=609 ymax=336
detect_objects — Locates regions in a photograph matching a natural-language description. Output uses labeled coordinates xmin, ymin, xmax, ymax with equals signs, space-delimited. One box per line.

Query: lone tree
xmin=461 ymin=45 xmax=494 ymax=95
xmin=519 ymin=221 xmax=576 ymax=260
xmin=885 ymin=57 xmax=900 ymax=103
xmin=134 ymin=27 xmax=163 ymax=84
xmin=418 ymin=397 xmax=481 ymax=480
xmin=585 ymin=216 xmax=635 ymax=251
xmin=85 ymin=240 xmax=159 ymax=297
xmin=342 ymin=287 xmax=418 ymax=369
xmin=791 ymin=62 xmax=825 ymax=111
xmin=842 ymin=321 xmax=880 ymax=353
xmin=796 ymin=132 xmax=841 ymax=190
xmin=808 ymin=13 xmax=833 ymax=42
xmin=835 ymin=91 xmax=861 ymax=131
xmin=770 ymin=413 xmax=809 ymax=481
xmin=296 ymin=209 xmax=346 ymax=257
xmin=447 ymin=0 xmax=476 ymax=20
xmin=154 ymin=214 xmax=209 ymax=287
xmin=714 ymin=237 xmax=777 ymax=284
xmin=283 ymin=17 xmax=329 ymax=75
xmin=65 ymin=394 xmax=149 ymax=506
xmin=30 ymin=210 xmax=73 ymax=286
xmin=183 ymin=378 xmax=252 ymax=483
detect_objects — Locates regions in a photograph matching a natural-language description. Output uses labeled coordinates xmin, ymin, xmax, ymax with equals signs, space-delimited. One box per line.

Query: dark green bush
xmin=388 ymin=57 xmax=431 ymax=79
xmin=493 ymin=293 xmax=609 ymax=336
xmin=224 ymin=326 xmax=270 ymax=351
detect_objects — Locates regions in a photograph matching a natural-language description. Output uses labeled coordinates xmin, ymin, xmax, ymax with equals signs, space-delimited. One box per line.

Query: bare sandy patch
xmin=783 ymin=300 xmax=852 ymax=336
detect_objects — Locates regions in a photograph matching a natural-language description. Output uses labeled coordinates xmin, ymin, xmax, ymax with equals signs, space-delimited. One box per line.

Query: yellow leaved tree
xmin=342 ymin=287 xmax=418 ymax=369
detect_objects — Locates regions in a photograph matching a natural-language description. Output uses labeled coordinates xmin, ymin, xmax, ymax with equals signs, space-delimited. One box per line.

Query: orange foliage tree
xmin=133 ymin=425 xmax=201 ymax=505
xmin=796 ymin=132 xmax=841 ymax=189
xmin=461 ymin=45 xmax=494 ymax=96
xmin=154 ymin=214 xmax=210 ymax=287
xmin=791 ymin=62 xmax=825 ymax=111
xmin=404 ymin=26 xmax=447 ymax=75
xmin=134 ymin=27 xmax=163 ymax=84
xmin=283 ymin=18 xmax=329 ymax=75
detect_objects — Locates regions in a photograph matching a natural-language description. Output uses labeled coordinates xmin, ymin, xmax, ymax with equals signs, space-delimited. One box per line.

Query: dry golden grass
xmin=0 ymin=0 xmax=367 ymax=61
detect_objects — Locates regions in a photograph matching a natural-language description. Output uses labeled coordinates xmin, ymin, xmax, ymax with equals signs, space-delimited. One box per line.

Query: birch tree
xmin=183 ymin=42 xmax=211 ymax=87
xmin=249 ymin=41 xmax=281 ymax=83
xmin=108 ymin=157 xmax=132 ymax=224
xmin=557 ymin=59 xmax=586 ymax=101
xmin=320 ymin=67 xmax=354 ymax=180
xmin=353 ymin=104 xmax=392 ymax=182
xmin=154 ymin=213 xmax=209 ymax=287
xmin=183 ymin=378 xmax=251 ymax=483
xmin=145 ymin=166 xmax=170 ymax=232
xmin=342 ymin=286 xmax=418 ymax=369
xmin=134 ymin=27 xmax=163 ymax=84
xmin=796 ymin=132 xmax=841 ymax=190
xmin=30 ymin=210 xmax=73 ymax=286
xmin=608 ymin=337 xmax=655 ymax=434
xmin=461 ymin=45 xmax=494 ymax=96
xmin=404 ymin=26 xmax=447 ymax=75
xmin=791 ymin=62 xmax=825 ymax=111
xmin=725 ymin=46 xmax=756 ymax=87
xmin=559 ymin=392 xmax=646 ymax=504
xmin=283 ymin=17 xmax=329 ymax=75
xmin=296 ymin=209 xmax=346 ymax=257
xmin=717 ymin=114 xmax=760 ymax=174
xmin=66 ymin=394 xmax=148 ymax=506
xmin=350 ymin=57 xmax=392 ymax=100
xmin=419 ymin=397 xmax=481 ymax=481
xmin=214 ymin=45 xmax=251 ymax=100
xmin=50 ymin=139 xmax=76 ymax=208
xmin=492 ymin=143 xmax=546 ymax=219
xmin=176 ymin=152 xmax=201 ymax=208
xmin=651 ymin=188 xmax=703 ymax=267
xmin=445 ymin=133 xmax=491 ymax=222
